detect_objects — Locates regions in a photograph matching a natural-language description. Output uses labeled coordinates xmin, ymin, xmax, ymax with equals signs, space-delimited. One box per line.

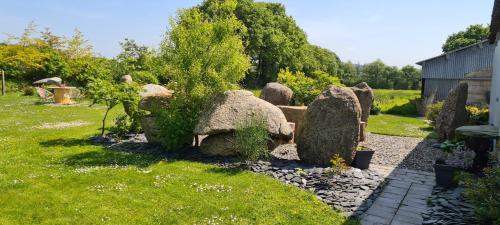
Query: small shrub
xmin=131 ymin=71 xmax=159 ymax=85
xmin=22 ymin=86 xmax=35 ymax=96
xmin=426 ymin=101 xmax=444 ymax=127
xmin=458 ymin=167 xmax=500 ymax=225
xmin=87 ymin=79 xmax=123 ymax=136
xmin=110 ymin=115 xmax=131 ymax=137
xmin=370 ymin=103 xmax=381 ymax=115
xmin=466 ymin=105 xmax=489 ymax=125
xmin=234 ymin=116 xmax=270 ymax=162
xmin=329 ymin=154 xmax=349 ymax=175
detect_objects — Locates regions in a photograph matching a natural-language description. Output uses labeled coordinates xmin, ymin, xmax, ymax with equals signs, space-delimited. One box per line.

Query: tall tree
xmin=442 ymin=24 xmax=490 ymax=52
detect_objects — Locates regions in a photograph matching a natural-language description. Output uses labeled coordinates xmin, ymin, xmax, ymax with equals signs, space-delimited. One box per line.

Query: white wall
xmin=490 ymin=36 xmax=500 ymax=132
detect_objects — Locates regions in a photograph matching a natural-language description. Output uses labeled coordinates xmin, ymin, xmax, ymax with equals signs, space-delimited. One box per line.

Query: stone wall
xmin=461 ymin=69 xmax=492 ymax=105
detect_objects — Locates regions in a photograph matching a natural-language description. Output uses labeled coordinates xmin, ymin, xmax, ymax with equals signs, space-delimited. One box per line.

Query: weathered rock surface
xmin=194 ymin=90 xmax=293 ymax=140
xmin=436 ymin=83 xmax=468 ymax=141
xmin=140 ymin=115 xmax=162 ymax=145
xmin=200 ymin=133 xmax=238 ymax=156
xmin=297 ymin=86 xmax=362 ymax=166
xmin=350 ymin=82 xmax=374 ymax=123
xmin=120 ymin=74 xmax=133 ymax=83
xmin=33 ymin=77 xmax=62 ymax=85
xmin=278 ymin=106 xmax=307 ymax=141
xmin=260 ymin=82 xmax=293 ymax=105
xmin=138 ymin=95 xmax=172 ymax=114
xmin=140 ymin=84 xmax=173 ymax=98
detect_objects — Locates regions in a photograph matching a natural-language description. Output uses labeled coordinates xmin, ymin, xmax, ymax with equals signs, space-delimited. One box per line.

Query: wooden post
xmin=1 ymin=70 xmax=4 ymax=96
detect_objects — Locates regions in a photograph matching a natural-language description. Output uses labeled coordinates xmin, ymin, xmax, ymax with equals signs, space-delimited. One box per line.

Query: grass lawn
xmin=0 ymin=93 xmax=356 ymax=225
xmin=367 ymin=114 xmax=436 ymax=139
xmin=373 ymin=89 xmax=420 ymax=115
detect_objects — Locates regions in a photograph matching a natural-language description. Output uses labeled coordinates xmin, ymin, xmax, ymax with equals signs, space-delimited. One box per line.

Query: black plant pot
xmin=353 ymin=150 xmax=375 ymax=170
xmin=434 ymin=163 xmax=461 ymax=188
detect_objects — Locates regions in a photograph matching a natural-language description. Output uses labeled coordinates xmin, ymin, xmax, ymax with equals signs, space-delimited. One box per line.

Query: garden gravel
xmin=361 ymin=133 xmax=441 ymax=172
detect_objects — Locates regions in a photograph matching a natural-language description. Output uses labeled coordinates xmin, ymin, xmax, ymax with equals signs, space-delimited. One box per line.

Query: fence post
xmin=1 ymin=70 xmax=4 ymax=96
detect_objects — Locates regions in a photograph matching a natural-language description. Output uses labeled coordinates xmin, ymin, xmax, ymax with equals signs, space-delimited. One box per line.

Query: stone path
xmin=360 ymin=165 xmax=435 ymax=225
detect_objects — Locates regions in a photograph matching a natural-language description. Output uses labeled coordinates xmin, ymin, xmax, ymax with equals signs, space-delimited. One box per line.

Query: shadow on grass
xmin=204 ymin=167 xmax=244 ymax=176
xmin=39 ymin=138 xmax=93 ymax=147
xmin=62 ymin=150 xmax=162 ymax=168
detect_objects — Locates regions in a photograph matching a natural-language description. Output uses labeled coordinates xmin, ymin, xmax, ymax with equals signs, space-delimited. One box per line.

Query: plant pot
xmin=353 ymin=149 xmax=374 ymax=170
xmin=434 ymin=163 xmax=461 ymax=188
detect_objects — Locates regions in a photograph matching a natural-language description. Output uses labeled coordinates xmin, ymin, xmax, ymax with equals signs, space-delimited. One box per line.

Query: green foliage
xmin=373 ymin=89 xmax=420 ymax=116
xmin=466 ymin=105 xmax=489 ymax=125
xmin=439 ymin=140 xmax=464 ymax=154
xmin=329 ymin=154 xmax=349 ymax=175
xmin=459 ymin=168 xmax=500 ymax=225
xmin=87 ymin=79 xmax=123 ymax=136
xmin=157 ymin=4 xmax=250 ymax=150
xmin=234 ymin=115 xmax=270 ymax=162
xmin=22 ymin=86 xmax=35 ymax=96
xmin=110 ymin=114 xmax=132 ymax=137
xmin=426 ymin=101 xmax=444 ymax=127
xmin=442 ymin=24 xmax=490 ymax=53
xmin=130 ymin=71 xmax=159 ymax=84
xmin=277 ymin=68 xmax=343 ymax=105
xmin=370 ymin=103 xmax=381 ymax=115
xmin=118 ymin=82 xmax=143 ymax=133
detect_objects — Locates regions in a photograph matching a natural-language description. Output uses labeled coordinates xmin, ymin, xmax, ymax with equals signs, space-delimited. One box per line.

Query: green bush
xmin=110 ymin=114 xmax=132 ymax=138
xmin=22 ymin=86 xmax=35 ymax=96
xmin=234 ymin=116 xmax=270 ymax=162
xmin=277 ymin=68 xmax=343 ymax=105
xmin=329 ymin=154 xmax=349 ymax=175
xmin=426 ymin=101 xmax=443 ymax=127
xmin=466 ymin=105 xmax=489 ymax=125
xmin=370 ymin=103 xmax=382 ymax=115
xmin=130 ymin=71 xmax=159 ymax=85
xmin=459 ymin=167 xmax=500 ymax=225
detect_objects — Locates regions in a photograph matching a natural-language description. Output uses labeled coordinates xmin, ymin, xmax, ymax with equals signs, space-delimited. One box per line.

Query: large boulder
xmin=33 ymin=77 xmax=62 ymax=85
xmin=436 ymin=83 xmax=469 ymax=141
xmin=140 ymin=115 xmax=162 ymax=145
xmin=138 ymin=84 xmax=173 ymax=114
xmin=260 ymin=82 xmax=293 ymax=106
xmin=199 ymin=133 xmax=238 ymax=156
xmin=278 ymin=106 xmax=307 ymax=142
xmin=120 ymin=75 xmax=133 ymax=83
xmin=350 ymin=82 xmax=374 ymax=123
xmin=297 ymin=86 xmax=362 ymax=166
xmin=194 ymin=90 xmax=293 ymax=140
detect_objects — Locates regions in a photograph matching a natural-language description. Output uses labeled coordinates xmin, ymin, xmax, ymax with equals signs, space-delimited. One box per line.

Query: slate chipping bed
xmin=422 ymin=187 xmax=477 ymax=225
xmin=91 ymin=134 xmax=387 ymax=217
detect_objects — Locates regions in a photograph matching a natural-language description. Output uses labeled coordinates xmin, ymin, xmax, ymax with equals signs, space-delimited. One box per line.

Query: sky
xmin=0 ymin=0 xmax=495 ymax=67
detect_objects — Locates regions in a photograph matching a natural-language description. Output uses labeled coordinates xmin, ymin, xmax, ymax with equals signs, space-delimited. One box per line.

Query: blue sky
xmin=0 ymin=0 xmax=494 ymax=67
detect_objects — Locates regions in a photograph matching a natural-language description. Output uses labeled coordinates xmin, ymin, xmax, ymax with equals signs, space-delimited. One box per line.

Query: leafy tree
xmin=277 ymin=68 xmax=343 ymax=105
xmin=400 ymin=65 xmax=421 ymax=90
xmin=158 ymin=5 xmax=251 ymax=150
xmin=87 ymin=79 xmax=123 ymax=136
xmin=113 ymin=39 xmax=163 ymax=83
xmin=338 ymin=61 xmax=360 ymax=86
xmin=442 ymin=24 xmax=490 ymax=52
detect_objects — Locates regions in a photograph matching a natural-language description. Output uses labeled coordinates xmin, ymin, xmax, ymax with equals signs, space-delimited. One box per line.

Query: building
xmin=417 ymin=40 xmax=495 ymax=105
xmin=489 ymin=0 xmax=500 ymax=132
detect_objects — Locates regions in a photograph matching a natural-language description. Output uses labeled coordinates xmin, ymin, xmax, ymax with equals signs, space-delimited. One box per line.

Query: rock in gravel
xmin=194 ymin=90 xmax=292 ymax=140
xmin=199 ymin=133 xmax=238 ymax=156
xmin=297 ymin=86 xmax=361 ymax=166
xmin=260 ymin=82 xmax=294 ymax=106
xmin=350 ymin=82 xmax=374 ymax=123
xmin=436 ymin=83 xmax=468 ymax=141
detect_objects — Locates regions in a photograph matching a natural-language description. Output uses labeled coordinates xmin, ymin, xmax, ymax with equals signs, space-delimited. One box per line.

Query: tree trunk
xmin=101 ymin=107 xmax=111 ymax=136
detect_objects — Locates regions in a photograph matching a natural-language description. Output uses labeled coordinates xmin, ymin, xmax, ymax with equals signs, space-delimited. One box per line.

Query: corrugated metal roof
xmin=418 ymin=41 xmax=494 ymax=79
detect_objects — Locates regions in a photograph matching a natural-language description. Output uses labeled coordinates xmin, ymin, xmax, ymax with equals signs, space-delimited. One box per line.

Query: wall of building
xmin=490 ymin=42 xmax=500 ymax=130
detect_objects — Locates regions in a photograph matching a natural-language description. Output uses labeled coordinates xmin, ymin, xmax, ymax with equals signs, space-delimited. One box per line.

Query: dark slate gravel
xmin=422 ymin=187 xmax=477 ymax=225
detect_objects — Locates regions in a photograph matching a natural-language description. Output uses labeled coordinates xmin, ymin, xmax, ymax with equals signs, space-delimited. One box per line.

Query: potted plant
xmin=352 ymin=146 xmax=375 ymax=170
xmin=434 ymin=140 xmax=475 ymax=188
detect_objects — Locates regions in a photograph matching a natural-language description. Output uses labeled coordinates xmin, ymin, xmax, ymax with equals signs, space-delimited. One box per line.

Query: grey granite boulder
xmin=297 ymin=85 xmax=362 ymax=166
xmin=350 ymin=82 xmax=374 ymax=123
xmin=260 ymin=82 xmax=293 ymax=105
xmin=194 ymin=90 xmax=293 ymax=140
xmin=436 ymin=83 xmax=468 ymax=141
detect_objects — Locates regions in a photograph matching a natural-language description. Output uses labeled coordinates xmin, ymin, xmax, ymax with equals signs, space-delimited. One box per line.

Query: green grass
xmin=373 ymin=89 xmax=420 ymax=116
xmin=367 ymin=114 xmax=436 ymax=138
xmin=0 ymin=93 xmax=356 ymax=225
